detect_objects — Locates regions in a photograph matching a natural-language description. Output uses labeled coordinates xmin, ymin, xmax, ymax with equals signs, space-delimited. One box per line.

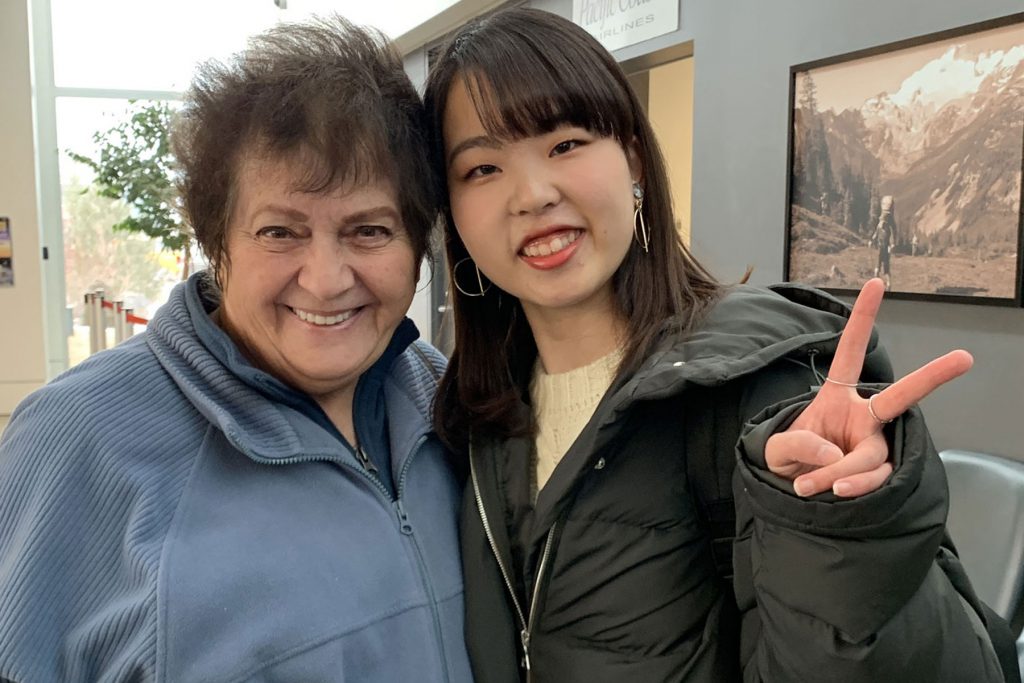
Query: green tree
xmin=67 ymin=100 xmax=192 ymax=278
xmin=61 ymin=176 xmax=168 ymax=319
xmin=794 ymin=74 xmax=835 ymax=212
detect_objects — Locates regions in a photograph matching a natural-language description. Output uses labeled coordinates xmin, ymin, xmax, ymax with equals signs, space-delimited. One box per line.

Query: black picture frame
xmin=0 ymin=217 xmax=12 ymax=287
xmin=784 ymin=12 xmax=1024 ymax=306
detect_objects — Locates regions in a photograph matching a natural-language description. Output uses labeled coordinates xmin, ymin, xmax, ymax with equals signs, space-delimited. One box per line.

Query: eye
xmin=353 ymin=225 xmax=393 ymax=242
xmin=255 ymin=226 xmax=294 ymax=240
xmin=465 ymin=164 xmax=499 ymax=180
xmin=551 ymin=139 xmax=584 ymax=156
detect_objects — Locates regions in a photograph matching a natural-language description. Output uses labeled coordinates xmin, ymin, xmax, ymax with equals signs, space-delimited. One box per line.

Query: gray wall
xmin=685 ymin=0 xmax=1024 ymax=460
xmin=524 ymin=0 xmax=1023 ymax=459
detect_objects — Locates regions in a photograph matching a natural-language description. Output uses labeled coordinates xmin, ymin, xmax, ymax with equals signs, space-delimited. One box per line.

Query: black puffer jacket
xmin=461 ymin=284 xmax=1010 ymax=682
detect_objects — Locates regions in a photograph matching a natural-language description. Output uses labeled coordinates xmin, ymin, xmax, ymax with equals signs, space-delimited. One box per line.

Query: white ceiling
xmin=282 ymin=0 xmax=461 ymax=39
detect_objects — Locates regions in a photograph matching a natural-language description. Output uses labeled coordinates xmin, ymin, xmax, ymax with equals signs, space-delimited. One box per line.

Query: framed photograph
xmin=0 ymin=217 xmax=12 ymax=287
xmin=784 ymin=13 xmax=1024 ymax=306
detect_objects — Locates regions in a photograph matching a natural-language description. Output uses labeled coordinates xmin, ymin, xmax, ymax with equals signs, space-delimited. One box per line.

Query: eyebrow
xmin=342 ymin=206 xmax=402 ymax=225
xmin=253 ymin=204 xmax=309 ymax=223
xmin=447 ymin=135 xmax=503 ymax=168
xmin=252 ymin=204 xmax=401 ymax=225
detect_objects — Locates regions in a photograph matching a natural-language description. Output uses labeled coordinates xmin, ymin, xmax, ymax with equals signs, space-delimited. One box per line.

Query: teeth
xmin=523 ymin=230 xmax=580 ymax=258
xmin=293 ymin=307 xmax=356 ymax=326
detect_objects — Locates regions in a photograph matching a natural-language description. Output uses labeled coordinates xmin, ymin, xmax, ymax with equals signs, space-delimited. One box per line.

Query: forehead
xmin=230 ymin=153 xmax=399 ymax=216
xmin=238 ymin=143 xmax=393 ymax=186
xmin=442 ymin=79 xmax=489 ymax=144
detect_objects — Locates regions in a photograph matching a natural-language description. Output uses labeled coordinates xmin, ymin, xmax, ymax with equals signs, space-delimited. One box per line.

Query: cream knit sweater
xmin=530 ymin=348 xmax=622 ymax=494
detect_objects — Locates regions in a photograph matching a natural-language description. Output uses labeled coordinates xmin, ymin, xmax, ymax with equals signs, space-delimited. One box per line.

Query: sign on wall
xmin=572 ymin=0 xmax=679 ymax=52
xmin=0 ymin=218 xmax=12 ymax=287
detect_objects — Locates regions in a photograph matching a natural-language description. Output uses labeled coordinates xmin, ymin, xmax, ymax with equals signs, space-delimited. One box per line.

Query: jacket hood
xmin=626 ymin=282 xmax=873 ymax=401
xmin=595 ymin=282 xmax=889 ymax=462
xmin=144 ymin=273 xmax=441 ymax=465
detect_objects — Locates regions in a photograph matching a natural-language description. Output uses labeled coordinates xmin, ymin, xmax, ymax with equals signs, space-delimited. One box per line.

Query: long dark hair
xmin=426 ymin=8 xmax=721 ymax=452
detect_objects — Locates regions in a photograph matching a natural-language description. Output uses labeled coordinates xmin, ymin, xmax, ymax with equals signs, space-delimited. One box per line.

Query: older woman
xmin=0 ymin=17 xmax=471 ymax=683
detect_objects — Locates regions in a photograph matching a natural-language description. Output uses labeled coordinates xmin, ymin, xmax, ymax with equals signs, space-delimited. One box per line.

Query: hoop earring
xmin=633 ymin=183 xmax=649 ymax=253
xmin=452 ymin=257 xmax=491 ymax=297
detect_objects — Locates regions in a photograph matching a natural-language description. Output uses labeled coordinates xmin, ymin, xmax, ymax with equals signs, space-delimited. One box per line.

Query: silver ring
xmin=824 ymin=376 xmax=859 ymax=388
xmin=867 ymin=394 xmax=893 ymax=425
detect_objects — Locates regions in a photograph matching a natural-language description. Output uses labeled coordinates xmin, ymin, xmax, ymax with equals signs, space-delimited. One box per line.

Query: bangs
xmin=454 ymin=30 xmax=635 ymax=143
xmin=248 ymin=88 xmax=394 ymax=195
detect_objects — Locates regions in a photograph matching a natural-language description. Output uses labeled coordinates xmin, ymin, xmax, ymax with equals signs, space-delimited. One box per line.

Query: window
xmin=38 ymin=0 xmax=279 ymax=369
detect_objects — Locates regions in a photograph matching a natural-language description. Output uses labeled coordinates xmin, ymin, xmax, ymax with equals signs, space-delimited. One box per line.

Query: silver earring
xmin=633 ymin=183 xmax=649 ymax=253
xmin=452 ymin=257 xmax=491 ymax=297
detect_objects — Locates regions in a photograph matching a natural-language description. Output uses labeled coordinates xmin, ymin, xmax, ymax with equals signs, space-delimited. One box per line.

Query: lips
xmin=290 ymin=306 xmax=359 ymax=326
xmin=520 ymin=229 xmax=582 ymax=258
xmin=518 ymin=228 xmax=584 ymax=270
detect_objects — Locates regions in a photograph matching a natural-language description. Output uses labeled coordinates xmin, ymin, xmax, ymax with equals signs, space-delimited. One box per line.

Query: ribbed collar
xmin=146 ymin=271 xmax=421 ymax=478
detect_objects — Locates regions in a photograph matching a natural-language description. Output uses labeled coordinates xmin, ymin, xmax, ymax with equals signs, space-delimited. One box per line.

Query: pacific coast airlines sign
xmin=572 ymin=0 xmax=679 ymax=52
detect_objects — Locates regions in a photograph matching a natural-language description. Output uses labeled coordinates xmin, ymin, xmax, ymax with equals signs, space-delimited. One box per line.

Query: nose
xmin=296 ymin=238 xmax=356 ymax=302
xmin=507 ymin=167 xmax=560 ymax=216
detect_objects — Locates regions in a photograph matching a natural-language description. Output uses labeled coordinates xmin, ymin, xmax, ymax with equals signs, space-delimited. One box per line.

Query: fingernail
xmin=833 ymin=482 xmax=852 ymax=496
xmin=794 ymin=480 xmax=812 ymax=497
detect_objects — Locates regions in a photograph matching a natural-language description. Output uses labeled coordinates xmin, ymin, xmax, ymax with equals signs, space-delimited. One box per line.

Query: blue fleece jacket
xmin=0 ymin=273 xmax=472 ymax=683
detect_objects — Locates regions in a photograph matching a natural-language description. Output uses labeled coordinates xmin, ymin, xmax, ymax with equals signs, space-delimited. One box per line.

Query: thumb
xmin=765 ymin=429 xmax=845 ymax=474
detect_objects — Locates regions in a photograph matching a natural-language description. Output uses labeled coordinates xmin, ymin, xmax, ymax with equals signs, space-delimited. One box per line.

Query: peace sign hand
xmin=765 ymin=279 xmax=973 ymax=498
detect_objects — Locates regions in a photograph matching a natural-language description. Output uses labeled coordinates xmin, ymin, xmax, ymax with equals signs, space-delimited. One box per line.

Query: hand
xmin=764 ymin=278 xmax=973 ymax=498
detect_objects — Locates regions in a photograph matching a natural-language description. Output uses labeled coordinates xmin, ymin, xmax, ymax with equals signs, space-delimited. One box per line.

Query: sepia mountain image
xmin=787 ymin=23 xmax=1024 ymax=299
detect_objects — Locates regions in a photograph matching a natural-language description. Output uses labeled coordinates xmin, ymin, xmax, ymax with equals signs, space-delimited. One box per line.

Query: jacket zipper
xmin=523 ymin=525 xmax=557 ymax=679
xmin=470 ymin=444 xmax=558 ymax=680
xmin=257 ymin=438 xmax=452 ymax=682
xmin=354 ymin=443 xmax=380 ymax=477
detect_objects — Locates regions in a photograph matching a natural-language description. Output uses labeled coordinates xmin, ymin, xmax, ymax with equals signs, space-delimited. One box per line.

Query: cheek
xmin=374 ymin=250 xmax=419 ymax=306
xmin=452 ymin=212 xmax=500 ymax=271
xmin=449 ymin=190 xmax=490 ymax=240
xmin=583 ymin=186 xmax=632 ymax=230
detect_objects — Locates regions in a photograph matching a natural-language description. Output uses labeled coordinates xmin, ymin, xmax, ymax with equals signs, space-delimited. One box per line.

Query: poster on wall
xmin=784 ymin=12 xmax=1024 ymax=306
xmin=0 ymin=217 xmax=12 ymax=287
xmin=572 ymin=0 xmax=679 ymax=53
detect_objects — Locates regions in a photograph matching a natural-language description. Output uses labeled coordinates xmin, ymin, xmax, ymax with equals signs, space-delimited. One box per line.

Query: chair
xmin=939 ymin=450 xmax=1024 ymax=623
xmin=1019 ymin=632 xmax=1023 ymax=679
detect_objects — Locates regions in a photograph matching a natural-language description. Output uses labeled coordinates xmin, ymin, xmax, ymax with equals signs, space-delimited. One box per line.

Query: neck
xmin=523 ymin=296 xmax=625 ymax=375
xmin=212 ymin=305 xmax=358 ymax=445
xmin=314 ymin=388 xmax=357 ymax=446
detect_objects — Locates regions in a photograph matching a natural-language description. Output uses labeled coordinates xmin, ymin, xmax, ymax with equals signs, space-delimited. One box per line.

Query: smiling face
xmin=218 ymin=153 xmax=417 ymax=405
xmin=443 ymin=78 xmax=640 ymax=323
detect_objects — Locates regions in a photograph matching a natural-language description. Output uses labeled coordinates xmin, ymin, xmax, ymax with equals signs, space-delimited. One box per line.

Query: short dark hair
xmin=426 ymin=8 xmax=722 ymax=452
xmin=173 ymin=15 xmax=438 ymax=283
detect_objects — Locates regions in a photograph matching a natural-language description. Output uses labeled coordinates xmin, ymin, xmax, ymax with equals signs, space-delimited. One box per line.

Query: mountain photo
xmin=786 ymin=17 xmax=1024 ymax=304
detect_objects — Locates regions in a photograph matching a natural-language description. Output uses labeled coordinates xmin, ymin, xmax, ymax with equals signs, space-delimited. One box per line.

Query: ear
xmin=625 ymin=137 xmax=643 ymax=185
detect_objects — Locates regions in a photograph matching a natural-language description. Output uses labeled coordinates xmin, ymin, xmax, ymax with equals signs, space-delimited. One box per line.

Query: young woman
xmin=425 ymin=8 xmax=1014 ymax=683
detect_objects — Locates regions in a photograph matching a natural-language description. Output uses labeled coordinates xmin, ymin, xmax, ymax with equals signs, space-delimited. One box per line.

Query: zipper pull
xmin=395 ymin=499 xmax=413 ymax=535
xmin=520 ymin=628 xmax=531 ymax=672
xmin=355 ymin=444 xmax=379 ymax=477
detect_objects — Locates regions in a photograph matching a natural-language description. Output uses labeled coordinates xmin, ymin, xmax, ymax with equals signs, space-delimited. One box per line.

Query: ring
xmin=824 ymin=376 xmax=859 ymax=388
xmin=867 ymin=394 xmax=893 ymax=425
